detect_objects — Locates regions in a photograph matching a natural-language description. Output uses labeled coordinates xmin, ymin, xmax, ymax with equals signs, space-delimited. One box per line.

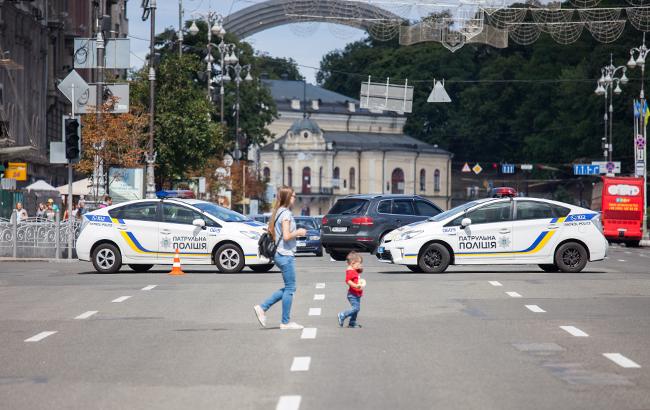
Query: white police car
xmin=76 ymin=198 xmax=272 ymax=273
xmin=377 ymin=192 xmax=608 ymax=273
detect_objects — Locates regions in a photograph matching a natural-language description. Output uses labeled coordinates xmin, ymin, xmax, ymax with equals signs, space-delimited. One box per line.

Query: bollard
xmin=55 ymin=213 xmax=60 ymax=259
xmin=11 ymin=209 xmax=17 ymax=258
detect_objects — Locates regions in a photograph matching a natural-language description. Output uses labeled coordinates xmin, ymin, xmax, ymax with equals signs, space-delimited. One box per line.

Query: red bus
xmin=592 ymin=176 xmax=645 ymax=246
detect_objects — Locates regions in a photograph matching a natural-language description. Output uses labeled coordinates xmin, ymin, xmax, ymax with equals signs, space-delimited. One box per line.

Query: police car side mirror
xmin=193 ymin=218 xmax=206 ymax=229
xmin=461 ymin=218 xmax=472 ymax=228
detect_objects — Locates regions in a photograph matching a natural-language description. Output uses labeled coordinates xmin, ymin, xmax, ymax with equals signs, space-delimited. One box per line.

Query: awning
xmin=25 ymin=180 xmax=57 ymax=191
xmin=56 ymin=178 xmax=93 ymax=196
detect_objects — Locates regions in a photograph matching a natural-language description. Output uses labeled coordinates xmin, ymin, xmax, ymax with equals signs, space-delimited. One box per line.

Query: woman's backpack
xmin=258 ymin=211 xmax=283 ymax=259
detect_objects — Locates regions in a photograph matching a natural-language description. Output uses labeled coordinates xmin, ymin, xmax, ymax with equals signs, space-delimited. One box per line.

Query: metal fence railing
xmin=0 ymin=211 xmax=82 ymax=259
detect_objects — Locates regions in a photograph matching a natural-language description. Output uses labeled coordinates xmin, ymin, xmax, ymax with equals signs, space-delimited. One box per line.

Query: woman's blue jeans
xmin=260 ymin=254 xmax=296 ymax=324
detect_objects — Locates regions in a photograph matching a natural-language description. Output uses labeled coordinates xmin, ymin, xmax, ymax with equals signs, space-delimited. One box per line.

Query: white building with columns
xmin=258 ymin=80 xmax=453 ymax=216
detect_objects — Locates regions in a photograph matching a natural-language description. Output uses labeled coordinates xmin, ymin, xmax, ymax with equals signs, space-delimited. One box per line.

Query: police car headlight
xmin=309 ymin=235 xmax=320 ymax=241
xmin=240 ymin=231 xmax=261 ymax=240
xmin=80 ymin=218 xmax=89 ymax=233
xmin=398 ymin=230 xmax=423 ymax=241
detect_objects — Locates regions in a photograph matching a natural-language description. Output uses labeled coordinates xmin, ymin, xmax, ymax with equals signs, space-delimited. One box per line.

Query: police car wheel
xmin=92 ymin=243 xmax=122 ymax=274
xmin=215 ymin=244 xmax=245 ymax=273
xmin=418 ymin=243 xmax=450 ymax=273
xmin=128 ymin=264 xmax=153 ymax=272
xmin=250 ymin=264 xmax=274 ymax=273
xmin=407 ymin=265 xmax=424 ymax=273
xmin=538 ymin=264 xmax=560 ymax=273
xmin=555 ymin=242 xmax=588 ymax=273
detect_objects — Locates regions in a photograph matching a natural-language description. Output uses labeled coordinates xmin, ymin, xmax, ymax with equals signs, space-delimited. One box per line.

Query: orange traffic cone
xmin=168 ymin=249 xmax=185 ymax=276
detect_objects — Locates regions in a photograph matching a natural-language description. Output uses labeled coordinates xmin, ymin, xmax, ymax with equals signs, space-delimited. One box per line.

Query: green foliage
xmin=318 ymin=23 xmax=644 ymax=172
xmin=130 ymin=53 xmax=223 ymax=183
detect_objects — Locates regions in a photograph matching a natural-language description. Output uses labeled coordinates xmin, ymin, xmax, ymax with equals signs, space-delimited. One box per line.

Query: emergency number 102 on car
xmin=76 ymin=197 xmax=273 ymax=274
xmin=377 ymin=190 xmax=608 ymax=273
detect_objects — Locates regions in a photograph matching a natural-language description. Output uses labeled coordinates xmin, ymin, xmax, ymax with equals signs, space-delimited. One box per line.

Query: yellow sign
xmin=6 ymin=162 xmax=27 ymax=181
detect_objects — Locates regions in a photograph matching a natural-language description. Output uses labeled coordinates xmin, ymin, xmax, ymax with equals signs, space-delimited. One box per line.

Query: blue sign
xmin=573 ymin=164 xmax=600 ymax=175
xmin=501 ymin=164 xmax=515 ymax=174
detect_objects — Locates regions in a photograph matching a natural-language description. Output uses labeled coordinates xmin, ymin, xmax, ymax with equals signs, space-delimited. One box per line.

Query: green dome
xmin=289 ymin=117 xmax=321 ymax=135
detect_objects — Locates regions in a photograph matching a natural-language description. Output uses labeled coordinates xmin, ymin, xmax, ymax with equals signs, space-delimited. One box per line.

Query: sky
xmin=127 ymin=0 xmax=368 ymax=84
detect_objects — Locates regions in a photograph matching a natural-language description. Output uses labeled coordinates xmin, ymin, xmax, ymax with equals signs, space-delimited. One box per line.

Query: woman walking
xmin=254 ymin=187 xmax=307 ymax=330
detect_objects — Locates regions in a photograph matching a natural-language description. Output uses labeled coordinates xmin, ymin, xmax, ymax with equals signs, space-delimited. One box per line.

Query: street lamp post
xmin=628 ymin=34 xmax=649 ymax=240
xmin=595 ymin=54 xmax=629 ymax=165
xmin=225 ymin=53 xmax=253 ymax=162
xmin=142 ymin=0 xmax=157 ymax=199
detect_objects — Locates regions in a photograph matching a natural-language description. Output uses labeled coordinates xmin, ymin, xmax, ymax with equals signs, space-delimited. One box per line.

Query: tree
xmin=76 ymin=99 xmax=148 ymax=198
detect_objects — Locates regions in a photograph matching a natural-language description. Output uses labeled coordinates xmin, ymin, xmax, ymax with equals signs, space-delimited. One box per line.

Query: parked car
xmin=321 ymin=194 xmax=443 ymax=261
xmin=250 ymin=213 xmax=271 ymax=224
xmin=294 ymin=216 xmax=323 ymax=256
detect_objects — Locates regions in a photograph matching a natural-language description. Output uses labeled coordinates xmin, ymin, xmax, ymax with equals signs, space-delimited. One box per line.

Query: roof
xmin=262 ymin=79 xmax=358 ymax=104
xmin=289 ymin=118 xmax=321 ymax=135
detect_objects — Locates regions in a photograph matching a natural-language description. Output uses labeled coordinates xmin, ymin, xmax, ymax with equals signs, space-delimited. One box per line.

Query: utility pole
xmin=96 ymin=0 xmax=106 ymax=198
xmin=178 ymin=0 xmax=183 ymax=57
xmin=143 ymin=0 xmax=157 ymax=198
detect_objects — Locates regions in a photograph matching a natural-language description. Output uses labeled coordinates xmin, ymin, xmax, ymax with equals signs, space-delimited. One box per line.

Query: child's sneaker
xmin=280 ymin=322 xmax=304 ymax=330
xmin=348 ymin=323 xmax=362 ymax=328
xmin=253 ymin=305 xmax=266 ymax=328
xmin=337 ymin=312 xmax=344 ymax=327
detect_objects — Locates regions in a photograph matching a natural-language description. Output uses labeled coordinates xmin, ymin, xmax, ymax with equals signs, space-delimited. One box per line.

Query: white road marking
xmin=25 ymin=331 xmax=57 ymax=342
xmin=74 ymin=311 xmax=98 ymax=320
xmin=525 ymin=305 xmax=546 ymax=313
xmin=290 ymin=356 xmax=311 ymax=371
xmin=141 ymin=285 xmax=157 ymax=291
xmin=313 ymin=294 xmax=325 ymax=300
xmin=276 ymin=395 xmax=301 ymax=410
xmin=560 ymin=326 xmax=589 ymax=337
xmin=489 ymin=281 xmax=503 ymax=287
xmin=617 ymin=259 xmax=626 ymax=262
xmin=301 ymin=328 xmax=317 ymax=339
xmin=111 ymin=296 xmax=132 ymax=303
xmin=603 ymin=353 xmax=641 ymax=368
xmin=315 ymin=283 xmax=325 ymax=289
xmin=625 ymin=251 xmax=632 ymax=255
xmin=308 ymin=308 xmax=321 ymax=316
xmin=506 ymin=291 xmax=522 ymax=298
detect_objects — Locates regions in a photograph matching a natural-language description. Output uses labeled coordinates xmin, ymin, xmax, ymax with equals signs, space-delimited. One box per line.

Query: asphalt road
xmin=1 ymin=244 xmax=649 ymax=410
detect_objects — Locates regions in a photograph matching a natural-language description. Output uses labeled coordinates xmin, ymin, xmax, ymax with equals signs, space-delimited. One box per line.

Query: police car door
xmin=511 ymin=200 xmax=563 ymax=263
xmin=110 ymin=201 xmax=160 ymax=262
xmin=452 ymin=200 xmax=514 ymax=264
xmin=159 ymin=203 xmax=213 ymax=264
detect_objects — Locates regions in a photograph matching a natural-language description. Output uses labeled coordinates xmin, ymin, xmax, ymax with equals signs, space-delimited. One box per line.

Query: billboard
xmin=108 ymin=168 xmax=145 ymax=203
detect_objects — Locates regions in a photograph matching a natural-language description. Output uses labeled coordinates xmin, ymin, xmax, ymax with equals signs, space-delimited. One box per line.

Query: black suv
xmin=321 ymin=194 xmax=443 ymax=260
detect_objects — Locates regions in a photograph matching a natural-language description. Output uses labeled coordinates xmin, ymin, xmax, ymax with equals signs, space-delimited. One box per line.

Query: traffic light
xmin=64 ymin=118 xmax=80 ymax=161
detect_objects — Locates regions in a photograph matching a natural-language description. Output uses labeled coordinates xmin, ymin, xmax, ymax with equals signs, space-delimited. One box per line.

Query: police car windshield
xmin=428 ymin=200 xmax=486 ymax=222
xmin=194 ymin=202 xmax=249 ymax=223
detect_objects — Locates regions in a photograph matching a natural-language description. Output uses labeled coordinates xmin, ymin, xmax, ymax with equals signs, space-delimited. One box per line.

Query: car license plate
xmin=332 ymin=227 xmax=347 ymax=233
xmin=377 ymin=246 xmax=384 ymax=254
xmin=297 ymin=241 xmax=306 ymax=247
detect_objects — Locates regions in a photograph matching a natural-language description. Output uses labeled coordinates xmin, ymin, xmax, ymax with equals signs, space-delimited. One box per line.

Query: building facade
xmin=0 ymin=0 xmax=128 ymax=187
xmin=258 ymin=80 xmax=453 ymax=215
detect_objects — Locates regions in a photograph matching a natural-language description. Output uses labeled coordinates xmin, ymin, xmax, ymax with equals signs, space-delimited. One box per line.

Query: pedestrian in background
xmin=14 ymin=202 xmax=28 ymax=222
xmin=254 ymin=186 xmax=307 ymax=330
xmin=45 ymin=200 xmax=56 ymax=221
xmin=74 ymin=200 xmax=87 ymax=219
xmin=337 ymin=251 xmax=365 ymax=328
xmin=35 ymin=203 xmax=47 ymax=219
xmin=99 ymin=195 xmax=112 ymax=208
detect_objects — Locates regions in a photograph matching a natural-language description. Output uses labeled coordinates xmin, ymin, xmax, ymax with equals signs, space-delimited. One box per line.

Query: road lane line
xmin=301 ymin=328 xmax=317 ymax=339
xmin=315 ymin=283 xmax=325 ymax=289
xmin=111 ymin=296 xmax=132 ymax=303
xmin=313 ymin=294 xmax=325 ymax=300
xmin=525 ymin=305 xmax=546 ymax=313
xmin=141 ymin=285 xmax=157 ymax=291
xmin=560 ymin=326 xmax=589 ymax=337
xmin=25 ymin=331 xmax=57 ymax=342
xmin=489 ymin=281 xmax=503 ymax=287
xmin=603 ymin=353 xmax=641 ymax=368
xmin=74 ymin=311 xmax=98 ymax=320
xmin=308 ymin=308 xmax=321 ymax=316
xmin=625 ymin=251 xmax=632 ymax=255
xmin=290 ymin=356 xmax=311 ymax=371
xmin=276 ymin=395 xmax=301 ymax=410
xmin=506 ymin=291 xmax=522 ymax=298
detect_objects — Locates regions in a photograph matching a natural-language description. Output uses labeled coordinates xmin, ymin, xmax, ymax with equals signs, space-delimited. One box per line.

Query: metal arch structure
xmin=222 ymin=0 xmax=405 ymax=39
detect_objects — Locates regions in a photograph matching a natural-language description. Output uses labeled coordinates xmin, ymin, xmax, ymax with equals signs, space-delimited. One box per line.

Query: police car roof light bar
xmin=491 ymin=187 xmax=517 ymax=198
xmin=156 ymin=190 xmax=196 ymax=199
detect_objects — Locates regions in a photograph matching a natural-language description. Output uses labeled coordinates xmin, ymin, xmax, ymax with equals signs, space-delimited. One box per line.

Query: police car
xmin=377 ymin=189 xmax=608 ymax=273
xmin=76 ymin=197 xmax=272 ymax=274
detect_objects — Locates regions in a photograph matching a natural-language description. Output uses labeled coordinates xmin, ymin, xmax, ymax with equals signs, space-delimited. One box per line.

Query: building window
xmin=350 ymin=167 xmax=356 ymax=191
xmin=263 ymin=167 xmax=270 ymax=181
xmin=419 ymin=169 xmax=426 ymax=192
xmin=434 ymin=169 xmax=441 ymax=192
xmin=287 ymin=166 xmax=293 ymax=187
xmin=302 ymin=167 xmax=311 ymax=194
xmin=391 ymin=168 xmax=405 ymax=194
xmin=333 ymin=167 xmax=340 ymax=188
